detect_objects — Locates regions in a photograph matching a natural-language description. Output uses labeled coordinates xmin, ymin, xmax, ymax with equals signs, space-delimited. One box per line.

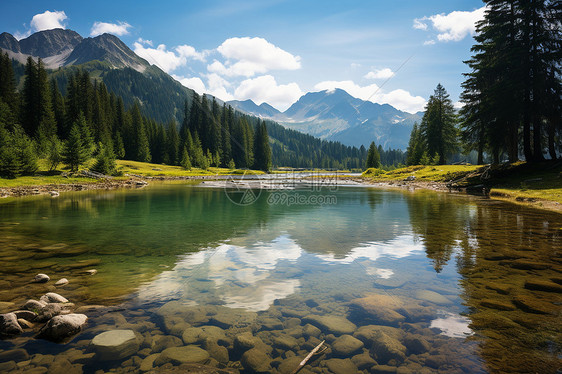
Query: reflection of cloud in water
xmin=136 ymin=235 xmax=302 ymax=311
xmin=221 ymin=279 xmax=300 ymax=311
xmin=430 ymin=312 xmax=473 ymax=338
xmin=315 ymin=234 xmax=424 ymax=263
xmin=366 ymin=268 xmax=394 ymax=279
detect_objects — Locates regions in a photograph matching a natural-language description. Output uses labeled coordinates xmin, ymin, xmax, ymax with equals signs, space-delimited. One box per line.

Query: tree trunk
xmin=532 ymin=115 xmax=544 ymax=161
xmin=548 ymin=117 xmax=557 ymax=160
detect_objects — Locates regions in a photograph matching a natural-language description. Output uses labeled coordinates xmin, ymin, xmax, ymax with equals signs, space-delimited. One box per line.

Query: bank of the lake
xmin=361 ymin=162 xmax=562 ymax=214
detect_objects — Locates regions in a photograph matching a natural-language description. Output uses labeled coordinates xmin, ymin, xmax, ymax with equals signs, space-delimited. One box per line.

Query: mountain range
xmin=229 ymin=89 xmax=422 ymax=149
xmin=1 ymin=28 xmax=417 ymax=151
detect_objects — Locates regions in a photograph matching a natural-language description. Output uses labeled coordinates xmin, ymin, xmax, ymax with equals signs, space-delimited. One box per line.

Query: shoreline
xmin=1 ymin=174 xmax=561 ymax=214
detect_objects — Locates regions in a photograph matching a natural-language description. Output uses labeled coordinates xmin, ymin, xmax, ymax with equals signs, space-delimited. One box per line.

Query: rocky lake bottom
xmin=0 ymin=184 xmax=560 ymax=373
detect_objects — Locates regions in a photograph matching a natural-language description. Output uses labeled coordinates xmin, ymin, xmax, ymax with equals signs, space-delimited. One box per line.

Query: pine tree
xmin=253 ymin=121 xmax=272 ymax=172
xmin=63 ymin=125 xmax=88 ymax=172
xmin=366 ymin=141 xmax=381 ymax=168
xmin=420 ymin=84 xmax=458 ymax=164
xmin=180 ymin=146 xmax=191 ymax=170
xmin=92 ymin=141 xmax=117 ymax=175
xmin=406 ymin=123 xmax=424 ymax=165
xmin=46 ymin=136 xmax=63 ymax=172
xmin=166 ymin=121 xmax=180 ymax=165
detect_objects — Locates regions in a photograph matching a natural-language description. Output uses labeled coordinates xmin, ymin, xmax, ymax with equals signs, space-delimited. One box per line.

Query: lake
xmin=0 ymin=182 xmax=561 ymax=373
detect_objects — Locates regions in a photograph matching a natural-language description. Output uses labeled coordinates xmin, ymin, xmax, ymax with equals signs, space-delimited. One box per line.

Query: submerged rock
xmin=140 ymin=353 xmax=159 ymax=372
xmin=325 ymin=358 xmax=358 ymax=374
xmin=349 ymin=294 xmax=406 ymax=325
xmin=240 ymin=347 xmax=271 ymax=372
xmin=234 ymin=331 xmax=265 ymax=352
xmin=415 ymin=290 xmax=453 ymax=305
xmin=153 ymin=345 xmax=210 ymax=366
xmin=524 ymin=279 xmax=562 ymax=293
xmin=0 ymin=313 xmax=23 ymax=337
xmin=480 ymin=299 xmax=516 ymax=311
xmin=369 ymin=331 xmax=407 ymax=364
xmin=37 ymin=313 xmax=87 ymax=342
xmin=513 ymin=296 xmax=556 ymax=314
xmin=303 ymin=314 xmax=356 ymax=335
xmin=33 ymin=274 xmax=50 ymax=283
xmin=331 ymin=334 xmax=364 ymax=356
xmin=91 ymin=329 xmax=139 ymax=361
xmin=151 ymin=335 xmax=183 ymax=353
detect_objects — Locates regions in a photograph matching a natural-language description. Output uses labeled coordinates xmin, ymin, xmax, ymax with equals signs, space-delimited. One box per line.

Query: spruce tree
xmin=366 ymin=141 xmax=381 ymax=168
xmin=63 ymin=125 xmax=88 ymax=172
xmin=253 ymin=121 xmax=272 ymax=172
xmin=420 ymin=84 xmax=458 ymax=164
xmin=180 ymin=146 xmax=191 ymax=170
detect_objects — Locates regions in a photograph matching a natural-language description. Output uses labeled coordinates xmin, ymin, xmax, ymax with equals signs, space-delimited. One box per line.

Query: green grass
xmin=0 ymin=159 xmax=264 ymax=189
xmin=115 ymin=160 xmax=264 ymax=177
xmin=362 ymin=164 xmax=482 ymax=182
xmin=362 ymin=162 xmax=562 ymax=212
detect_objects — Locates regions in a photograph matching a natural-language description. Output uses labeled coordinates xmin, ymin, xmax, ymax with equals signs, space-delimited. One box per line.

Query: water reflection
xmin=0 ymin=185 xmax=560 ymax=373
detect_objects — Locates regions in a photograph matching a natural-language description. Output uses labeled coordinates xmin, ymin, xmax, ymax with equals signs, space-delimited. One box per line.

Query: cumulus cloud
xmin=234 ymin=75 xmax=303 ymax=111
xmin=364 ymin=68 xmax=395 ymax=80
xmin=14 ymin=10 xmax=68 ymax=40
xmin=90 ymin=21 xmax=131 ymax=37
xmin=414 ymin=6 xmax=486 ymax=42
xmin=210 ymin=37 xmax=301 ymax=77
xmin=172 ymin=74 xmax=207 ymax=95
xmin=133 ymin=42 xmax=206 ymax=73
xmin=314 ymin=80 xmax=426 ymax=113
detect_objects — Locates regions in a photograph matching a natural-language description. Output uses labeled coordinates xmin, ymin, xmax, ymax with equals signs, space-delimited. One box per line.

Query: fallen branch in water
xmin=290 ymin=339 xmax=326 ymax=374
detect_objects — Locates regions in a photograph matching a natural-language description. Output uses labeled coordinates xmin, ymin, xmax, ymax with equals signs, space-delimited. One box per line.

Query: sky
xmin=0 ymin=0 xmax=485 ymax=113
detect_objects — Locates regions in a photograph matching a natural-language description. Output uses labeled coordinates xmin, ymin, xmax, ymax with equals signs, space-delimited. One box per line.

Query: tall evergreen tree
xmin=63 ymin=124 xmax=88 ymax=172
xmin=253 ymin=121 xmax=272 ymax=172
xmin=366 ymin=141 xmax=381 ymax=168
xmin=420 ymin=84 xmax=458 ymax=164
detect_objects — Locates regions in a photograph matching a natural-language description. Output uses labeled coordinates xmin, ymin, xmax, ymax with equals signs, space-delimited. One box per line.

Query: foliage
xmin=92 ymin=142 xmax=117 ymax=175
xmin=63 ymin=125 xmax=89 ymax=172
xmin=366 ymin=141 xmax=381 ymax=168
xmin=419 ymin=84 xmax=458 ymax=165
xmin=460 ymin=0 xmax=562 ymax=163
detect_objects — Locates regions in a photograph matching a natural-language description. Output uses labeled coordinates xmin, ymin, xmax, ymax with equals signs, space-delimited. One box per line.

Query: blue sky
xmin=1 ymin=0 xmax=485 ymax=112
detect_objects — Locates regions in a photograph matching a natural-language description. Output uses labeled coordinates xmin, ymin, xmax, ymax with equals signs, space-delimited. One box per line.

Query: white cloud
xmin=234 ymin=75 xmax=303 ymax=111
xmin=176 ymin=45 xmax=206 ymax=62
xmin=423 ymin=40 xmax=436 ymax=46
xmin=14 ymin=10 xmax=68 ymax=40
xmin=364 ymin=68 xmax=395 ymax=80
xmin=206 ymin=73 xmax=234 ymax=101
xmin=133 ymin=42 xmax=206 ymax=73
xmin=453 ymin=101 xmax=465 ymax=109
xmin=90 ymin=21 xmax=131 ymax=37
xmin=31 ymin=10 xmax=68 ymax=32
xmin=136 ymin=38 xmax=153 ymax=46
xmin=211 ymin=37 xmax=301 ymax=77
xmin=314 ymin=80 xmax=426 ymax=113
xmin=413 ymin=18 xmax=428 ymax=31
xmin=414 ymin=6 xmax=486 ymax=42
xmin=172 ymin=74 xmax=207 ymax=95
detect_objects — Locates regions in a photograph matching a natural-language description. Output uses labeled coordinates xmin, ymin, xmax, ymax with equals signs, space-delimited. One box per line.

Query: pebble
xmin=33 ymin=274 xmax=50 ymax=283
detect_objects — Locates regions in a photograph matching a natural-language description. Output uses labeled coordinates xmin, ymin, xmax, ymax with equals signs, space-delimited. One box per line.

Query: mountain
xmin=0 ymin=29 xmax=148 ymax=71
xmin=227 ymin=99 xmax=282 ymax=118
xmin=228 ymin=89 xmax=422 ymax=150
xmin=2 ymin=28 xmax=367 ymax=168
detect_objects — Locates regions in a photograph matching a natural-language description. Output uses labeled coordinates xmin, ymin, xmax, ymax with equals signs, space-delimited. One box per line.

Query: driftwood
xmin=290 ymin=339 xmax=326 ymax=374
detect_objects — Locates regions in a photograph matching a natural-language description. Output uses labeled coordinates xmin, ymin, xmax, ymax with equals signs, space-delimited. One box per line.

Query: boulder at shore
xmin=0 ymin=313 xmax=23 ymax=337
xmin=37 ymin=313 xmax=87 ymax=342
